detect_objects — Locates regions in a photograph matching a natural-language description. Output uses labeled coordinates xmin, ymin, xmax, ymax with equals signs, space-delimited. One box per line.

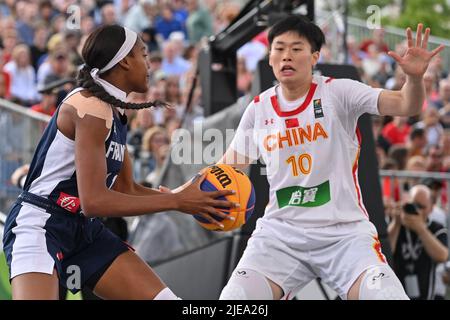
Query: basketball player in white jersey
xmin=218 ymin=15 xmax=444 ymax=300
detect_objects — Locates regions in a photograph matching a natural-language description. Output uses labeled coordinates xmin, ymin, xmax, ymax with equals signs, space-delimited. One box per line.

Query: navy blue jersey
xmin=23 ymin=88 xmax=127 ymax=214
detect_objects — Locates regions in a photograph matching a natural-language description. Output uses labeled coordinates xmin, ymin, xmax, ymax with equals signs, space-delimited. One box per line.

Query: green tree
xmin=348 ymin=0 xmax=392 ymax=19
xmin=390 ymin=0 xmax=450 ymax=38
xmin=349 ymin=0 xmax=450 ymax=38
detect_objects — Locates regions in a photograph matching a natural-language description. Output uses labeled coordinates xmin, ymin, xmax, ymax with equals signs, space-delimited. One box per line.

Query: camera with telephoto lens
xmin=402 ymin=203 xmax=419 ymax=215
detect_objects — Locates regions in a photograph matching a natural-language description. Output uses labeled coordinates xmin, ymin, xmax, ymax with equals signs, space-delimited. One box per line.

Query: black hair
xmin=77 ymin=25 xmax=165 ymax=110
xmin=409 ymin=127 xmax=425 ymax=140
xmin=268 ymin=15 xmax=325 ymax=52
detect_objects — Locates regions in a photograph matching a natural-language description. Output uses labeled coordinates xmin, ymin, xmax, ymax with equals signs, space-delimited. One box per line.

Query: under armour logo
xmin=265 ymin=119 xmax=274 ymax=125
xmin=372 ymin=272 xmax=388 ymax=282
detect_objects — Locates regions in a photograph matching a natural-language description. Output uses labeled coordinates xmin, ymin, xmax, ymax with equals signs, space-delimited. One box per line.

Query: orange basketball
xmin=194 ymin=164 xmax=255 ymax=231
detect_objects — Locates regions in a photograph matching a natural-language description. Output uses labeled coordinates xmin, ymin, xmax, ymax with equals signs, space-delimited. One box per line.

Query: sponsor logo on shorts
xmin=56 ymin=192 xmax=81 ymax=213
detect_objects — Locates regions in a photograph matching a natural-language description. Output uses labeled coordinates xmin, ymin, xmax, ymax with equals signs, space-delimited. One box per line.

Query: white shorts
xmin=235 ymin=217 xmax=388 ymax=299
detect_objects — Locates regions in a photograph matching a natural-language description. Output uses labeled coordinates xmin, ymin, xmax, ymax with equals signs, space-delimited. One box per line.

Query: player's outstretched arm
xmin=378 ymin=23 xmax=445 ymax=117
xmin=217 ymin=147 xmax=255 ymax=171
xmin=75 ymin=113 xmax=236 ymax=221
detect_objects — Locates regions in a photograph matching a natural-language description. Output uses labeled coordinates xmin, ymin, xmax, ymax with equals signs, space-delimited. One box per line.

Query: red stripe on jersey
xmin=254 ymin=95 xmax=260 ymax=103
xmin=373 ymin=236 xmax=387 ymax=263
xmin=325 ymin=77 xmax=335 ymax=83
xmin=352 ymin=127 xmax=369 ymax=218
xmin=355 ymin=127 xmax=362 ymax=144
xmin=285 ymin=118 xmax=299 ymax=128
xmin=270 ymin=83 xmax=317 ymax=117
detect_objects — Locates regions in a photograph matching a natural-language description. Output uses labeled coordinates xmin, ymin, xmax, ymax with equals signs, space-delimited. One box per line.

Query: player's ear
xmin=311 ymin=51 xmax=320 ymax=66
xmin=118 ymin=56 xmax=132 ymax=72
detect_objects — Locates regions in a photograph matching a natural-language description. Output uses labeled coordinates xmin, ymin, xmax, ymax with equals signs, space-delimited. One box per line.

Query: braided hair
xmin=77 ymin=25 xmax=166 ymax=110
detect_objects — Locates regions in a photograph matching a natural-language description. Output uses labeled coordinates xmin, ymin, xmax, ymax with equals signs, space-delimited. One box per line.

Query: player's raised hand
xmin=387 ymin=24 xmax=445 ymax=78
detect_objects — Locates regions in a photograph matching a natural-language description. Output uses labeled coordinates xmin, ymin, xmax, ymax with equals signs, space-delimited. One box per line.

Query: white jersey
xmin=229 ymin=75 xmax=382 ymax=227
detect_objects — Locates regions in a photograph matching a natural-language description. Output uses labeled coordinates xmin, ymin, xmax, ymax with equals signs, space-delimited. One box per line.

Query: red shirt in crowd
xmin=30 ymin=103 xmax=56 ymax=116
xmin=359 ymin=39 xmax=389 ymax=54
xmin=381 ymin=122 xmax=411 ymax=145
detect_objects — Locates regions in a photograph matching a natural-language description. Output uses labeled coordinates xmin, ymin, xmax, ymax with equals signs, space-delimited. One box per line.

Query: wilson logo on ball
xmin=209 ymin=165 xmax=232 ymax=188
xmin=194 ymin=164 xmax=256 ymax=232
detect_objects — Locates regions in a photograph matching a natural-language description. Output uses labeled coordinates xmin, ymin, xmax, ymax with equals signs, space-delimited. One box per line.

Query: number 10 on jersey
xmin=286 ymin=153 xmax=312 ymax=177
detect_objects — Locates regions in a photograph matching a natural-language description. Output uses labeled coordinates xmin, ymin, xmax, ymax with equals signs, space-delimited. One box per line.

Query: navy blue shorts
xmin=2 ymin=192 xmax=131 ymax=294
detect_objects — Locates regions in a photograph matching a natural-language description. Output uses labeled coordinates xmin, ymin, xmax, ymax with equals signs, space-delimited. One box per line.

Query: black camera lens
xmin=403 ymin=203 xmax=419 ymax=215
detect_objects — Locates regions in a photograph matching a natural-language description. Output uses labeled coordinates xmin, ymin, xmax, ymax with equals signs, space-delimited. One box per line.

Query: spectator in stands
xmin=237 ymin=36 xmax=268 ymax=73
xmin=38 ymin=0 xmax=55 ymax=27
xmin=407 ymin=127 xmax=427 ymax=158
xmin=64 ymin=30 xmax=83 ymax=67
xmin=50 ymin=14 xmax=67 ymax=34
xmin=161 ymin=40 xmax=191 ymax=76
xmin=3 ymin=44 xmax=39 ymax=106
xmin=434 ymin=78 xmax=450 ymax=110
xmin=0 ymin=71 xmax=8 ymax=99
xmin=440 ymin=130 xmax=450 ymax=157
xmin=141 ymin=27 xmax=160 ymax=53
xmin=124 ymin=0 xmax=155 ymax=33
xmin=403 ymin=155 xmax=427 ymax=193
xmin=372 ymin=115 xmax=391 ymax=154
xmin=414 ymin=107 xmax=444 ymax=146
xmin=1 ymin=28 xmax=19 ymax=64
xmin=186 ymin=0 xmax=213 ymax=43
xmin=0 ymin=0 xmax=14 ymax=17
xmin=145 ymin=143 xmax=170 ymax=187
xmin=155 ymin=4 xmax=185 ymax=41
xmin=127 ymin=107 xmax=155 ymax=162
xmin=388 ymin=145 xmax=409 ymax=171
xmin=425 ymin=144 xmax=444 ymax=172
xmin=37 ymin=49 xmax=71 ymax=90
xmin=423 ymin=71 xmax=440 ymax=110
xmin=382 ymin=116 xmax=411 ymax=145
xmin=148 ymin=52 xmax=163 ymax=85
xmin=30 ymin=75 xmax=61 ymax=116
xmin=237 ymin=56 xmax=252 ymax=96
xmin=440 ymin=102 xmax=450 ymax=129
xmin=385 ymin=64 xmax=406 ymax=90
xmin=100 ymin=2 xmax=118 ymax=26
xmin=359 ymin=28 xmax=389 ymax=54
xmin=29 ymin=22 xmax=49 ymax=71
xmin=15 ymin=0 xmax=37 ymax=46
xmin=345 ymin=35 xmax=363 ymax=67
xmin=140 ymin=126 xmax=170 ymax=184
xmin=213 ymin=0 xmax=240 ymax=33
xmin=81 ymin=15 xmax=96 ymax=36
xmin=389 ymin=185 xmax=448 ymax=300
xmin=165 ymin=76 xmax=183 ymax=108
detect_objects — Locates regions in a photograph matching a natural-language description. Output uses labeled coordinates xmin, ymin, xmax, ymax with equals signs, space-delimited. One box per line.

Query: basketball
xmin=193 ymin=164 xmax=256 ymax=231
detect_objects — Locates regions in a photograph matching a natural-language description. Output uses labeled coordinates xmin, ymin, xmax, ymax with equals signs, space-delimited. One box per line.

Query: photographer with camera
xmin=388 ymin=184 xmax=448 ymax=299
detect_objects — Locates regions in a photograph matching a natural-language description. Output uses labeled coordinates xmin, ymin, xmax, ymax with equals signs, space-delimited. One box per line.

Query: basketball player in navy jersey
xmin=2 ymin=25 xmax=237 ymax=300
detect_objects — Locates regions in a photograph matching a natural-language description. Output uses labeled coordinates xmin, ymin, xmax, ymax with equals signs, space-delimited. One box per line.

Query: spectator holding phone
xmin=388 ymin=184 xmax=448 ymax=299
